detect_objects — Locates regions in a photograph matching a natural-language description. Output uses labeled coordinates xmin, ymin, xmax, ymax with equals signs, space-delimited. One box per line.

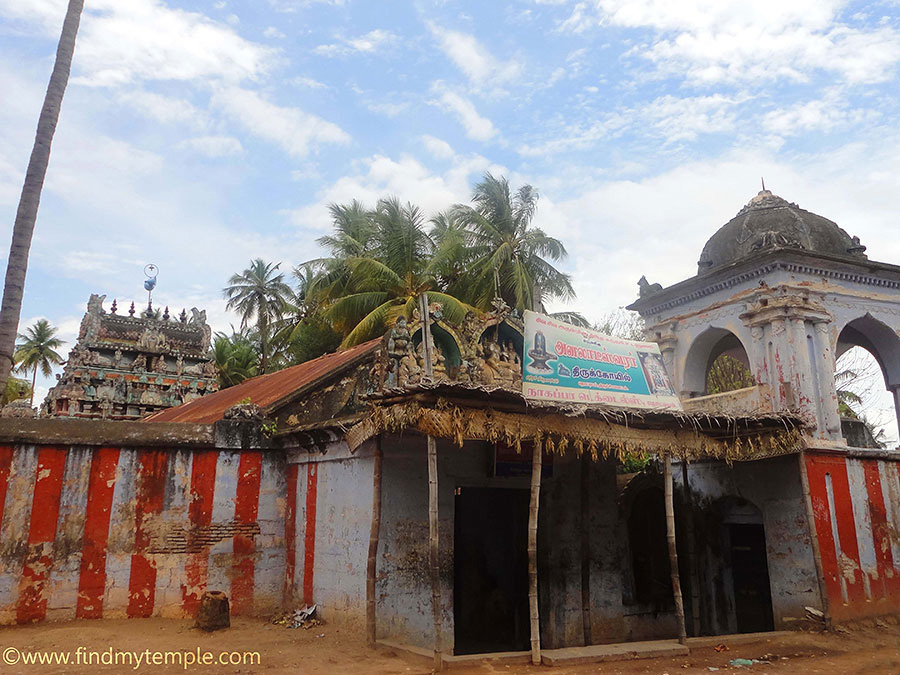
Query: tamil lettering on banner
xmin=522 ymin=310 xmax=682 ymax=410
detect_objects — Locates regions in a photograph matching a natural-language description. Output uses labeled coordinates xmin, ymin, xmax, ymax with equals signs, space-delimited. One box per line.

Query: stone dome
xmin=697 ymin=189 xmax=868 ymax=274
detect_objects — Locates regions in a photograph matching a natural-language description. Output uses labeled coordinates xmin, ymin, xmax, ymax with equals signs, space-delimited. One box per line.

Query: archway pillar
xmin=740 ymin=289 xmax=839 ymax=439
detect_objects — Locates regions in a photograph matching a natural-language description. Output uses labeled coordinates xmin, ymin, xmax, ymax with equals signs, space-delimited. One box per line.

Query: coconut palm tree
xmin=321 ymin=197 xmax=473 ymax=348
xmin=212 ymin=331 xmax=259 ymax=389
xmin=223 ymin=259 xmax=292 ymax=373
xmin=316 ymin=200 xmax=378 ymax=258
xmin=454 ymin=173 xmax=574 ymax=312
xmin=0 ymin=0 xmax=84 ymax=394
xmin=13 ymin=319 xmax=65 ymax=406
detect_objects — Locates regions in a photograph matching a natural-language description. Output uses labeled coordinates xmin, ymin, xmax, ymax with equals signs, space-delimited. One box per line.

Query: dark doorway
xmin=729 ymin=524 xmax=774 ymax=633
xmin=453 ymin=487 xmax=530 ymax=654
xmin=627 ymin=486 xmax=672 ymax=606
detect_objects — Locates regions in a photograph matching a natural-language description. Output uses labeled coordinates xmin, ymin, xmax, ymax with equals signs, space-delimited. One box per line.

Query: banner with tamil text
xmin=522 ymin=310 xmax=681 ymax=410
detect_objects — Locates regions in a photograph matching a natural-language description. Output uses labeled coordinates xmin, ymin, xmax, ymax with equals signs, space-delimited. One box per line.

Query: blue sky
xmin=2 ymin=0 xmax=900 ymax=419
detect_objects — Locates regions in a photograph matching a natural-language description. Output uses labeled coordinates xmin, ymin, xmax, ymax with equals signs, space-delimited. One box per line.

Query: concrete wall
xmin=805 ymin=451 xmax=900 ymax=622
xmin=0 ymin=442 xmax=287 ymax=625
xmin=286 ymin=440 xmax=375 ymax=627
xmin=374 ymin=436 xmax=514 ymax=651
xmin=675 ymin=454 xmax=822 ymax=633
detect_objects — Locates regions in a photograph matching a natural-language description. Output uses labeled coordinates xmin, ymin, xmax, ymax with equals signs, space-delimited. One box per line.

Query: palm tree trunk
xmin=30 ymin=365 xmax=37 ymax=407
xmin=0 ymin=0 xmax=84 ymax=393
xmin=259 ymin=313 xmax=268 ymax=373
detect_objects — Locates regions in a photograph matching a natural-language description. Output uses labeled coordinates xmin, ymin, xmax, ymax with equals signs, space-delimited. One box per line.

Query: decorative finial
xmin=110 ymin=299 xmax=118 ymax=314
xmin=143 ymin=264 xmax=159 ymax=312
xmin=129 ymin=301 xmax=135 ymax=317
xmin=179 ymin=309 xmax=187 ymax=323
xmin=163 ymin=306 xmax=170 ymax=321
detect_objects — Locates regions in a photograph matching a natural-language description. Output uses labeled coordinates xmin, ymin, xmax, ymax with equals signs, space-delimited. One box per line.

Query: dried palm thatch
xmin=346 ymin=395 xmax=805 ymax=462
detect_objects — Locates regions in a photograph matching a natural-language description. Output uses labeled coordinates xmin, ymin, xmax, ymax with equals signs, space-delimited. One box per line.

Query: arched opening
xmin=683 ymin=328 xmax=755 ymax=397
xmin=836 ymin=315 xmax=900 ymax=448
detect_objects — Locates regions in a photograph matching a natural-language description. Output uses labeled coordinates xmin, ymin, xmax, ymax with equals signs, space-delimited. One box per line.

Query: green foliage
xmin=452 ymin=173 xmax=574 ymax=312
xmin=13 ymin=318 xmax=64 ymax=405
xmin=213 ymin=331 xmax=260 ymax=389
xmin=1 ymin=377 xmax=32 ymax=406
xmin=14 ymin=319 xmax=65 ymax=378
xmin=223 ymin=259 xmax=292 ymax=373
xmin=226 ymin=173 xmax=582 ymax=369
xmin=593 ymin=309 xmax=645 ymax=340
xmin=621 ymin=452 xmax=651 ymax=473
xmin=706 ymin=354 xmax=755 ymax=394
xmin=282 ymin=318 xmax=341 ymax=366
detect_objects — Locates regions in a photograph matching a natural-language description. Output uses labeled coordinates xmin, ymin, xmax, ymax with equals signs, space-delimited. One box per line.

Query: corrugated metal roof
xmin=145 ymin=338 xmax=380 ymax=424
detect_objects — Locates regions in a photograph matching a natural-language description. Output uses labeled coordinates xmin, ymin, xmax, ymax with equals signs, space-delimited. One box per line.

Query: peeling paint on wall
xmin=0 ymin=445 xmax=286 ymax=625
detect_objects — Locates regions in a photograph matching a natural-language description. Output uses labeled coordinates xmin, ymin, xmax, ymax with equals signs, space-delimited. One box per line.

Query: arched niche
xmin=475 ymin=320 xmax=524 ymax=358
xmin=682 ymin=327 xmax=754 ymax=397
xmin=411 ymin=322 xmax=463 ymax=369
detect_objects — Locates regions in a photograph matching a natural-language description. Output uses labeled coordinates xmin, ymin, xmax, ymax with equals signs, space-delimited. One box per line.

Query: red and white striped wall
xmin=805 ymin=453 xmax=900 ymax=621
xmin=0 ymin=445 xmax=287 ymax=625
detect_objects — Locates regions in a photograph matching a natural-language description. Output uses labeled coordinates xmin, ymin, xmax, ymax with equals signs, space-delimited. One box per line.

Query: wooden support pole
xmin=528 ymin=437 xmax=543 ymax=665
xmin=427 ymin=434 xmax=442 ymax=670
xmin=681 ymin=460 xmax=701 ymax=637
xmin=664 ymin=454 xmax=687 ymax=645
xmin=366 ymin=435 xmax=383 ymax=646
xmin=420 ymin=294 xmax=443 ymax=670
xmin=580 ymin=451 xmax=592 ymax=646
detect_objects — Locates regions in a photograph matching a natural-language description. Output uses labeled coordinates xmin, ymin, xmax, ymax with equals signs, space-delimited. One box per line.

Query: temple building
xmin=2 ymin=188 xmax=899 ymax=667
xmin=42 ymin=294 xmax=218 ymax=419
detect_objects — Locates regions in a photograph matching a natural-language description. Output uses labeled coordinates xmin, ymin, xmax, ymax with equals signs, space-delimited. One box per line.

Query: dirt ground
xmin=1 ymin=617 xmax=899 ymax=674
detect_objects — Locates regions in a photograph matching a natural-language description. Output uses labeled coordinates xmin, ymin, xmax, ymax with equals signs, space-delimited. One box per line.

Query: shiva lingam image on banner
xmin=527 ymin=330 xmax=556 ymax=374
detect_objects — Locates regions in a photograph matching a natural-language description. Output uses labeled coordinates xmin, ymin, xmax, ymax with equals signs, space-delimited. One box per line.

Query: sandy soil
xmin=1 ymin=617 xmax=898 ymax=674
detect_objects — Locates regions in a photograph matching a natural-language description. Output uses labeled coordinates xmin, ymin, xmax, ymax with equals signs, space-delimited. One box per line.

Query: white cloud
xmin=430 ymin=83 xmax=497 ymax=141
xmin=118 ymin=90 xmax=207 ymax=127
xmin=264 ymin=26 xmax=286 ymax=39
xmin=0 ymin=0 xmax=276 ymax=86
xmin=288 ymin=151 xmax=506 ymax=233
xmin=314 ymin=29 xmax=397 ymax=57
xmin=291 ymin=75 xmax=328 ymax=89
xmin=762 ymin=95 xmax=879 ymax=137
xmin=556 ymin=0 xmax=900 ymax=85
xmin=517 ymin=93 xmax=738 ymax=155
xmin=366 ymin=101 xmax=410 ymax=117
xmin=422 ymin=135 xmax=456 ymax=160
xmin=642 ymin=94 xmax=740 ymax=142
xmin=212 ymin=86 xmax=350 ymax=157
xmin=426 ymin=22 xmax=522 ymax=91
xmin=178 ymin=135 xmax=244 ymax=157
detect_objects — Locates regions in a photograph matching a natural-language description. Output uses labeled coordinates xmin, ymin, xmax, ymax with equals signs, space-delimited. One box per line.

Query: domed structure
xmin=697 ymin=189 xmax=868 ymax=274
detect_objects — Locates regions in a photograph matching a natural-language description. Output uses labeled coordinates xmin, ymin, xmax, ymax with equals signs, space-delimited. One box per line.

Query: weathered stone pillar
xmin=740 ymin=288 xmax=836 ymax=438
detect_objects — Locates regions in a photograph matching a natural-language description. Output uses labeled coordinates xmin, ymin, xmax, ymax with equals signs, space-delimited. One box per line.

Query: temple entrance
xmin=453 ymin=487 xmax=530 ymax=655
xmin=729 ymin=523 xmax=774 ymax=633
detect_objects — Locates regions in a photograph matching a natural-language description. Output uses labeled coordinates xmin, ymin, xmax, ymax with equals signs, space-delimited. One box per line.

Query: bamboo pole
xmin=664 ymin=453 xmax=687 ymax=645
xmin=528 ymin=437 xmax=543 ymax=665
xmin=580 ymin=451 xmax=592 ymax=645
xmin=420 ymin=294 xmax=443 ymax=670
xmin=681 ymin=460 xmax=701 ymax=636
xmin=366 ymin=435 xmax=383 ymax=646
